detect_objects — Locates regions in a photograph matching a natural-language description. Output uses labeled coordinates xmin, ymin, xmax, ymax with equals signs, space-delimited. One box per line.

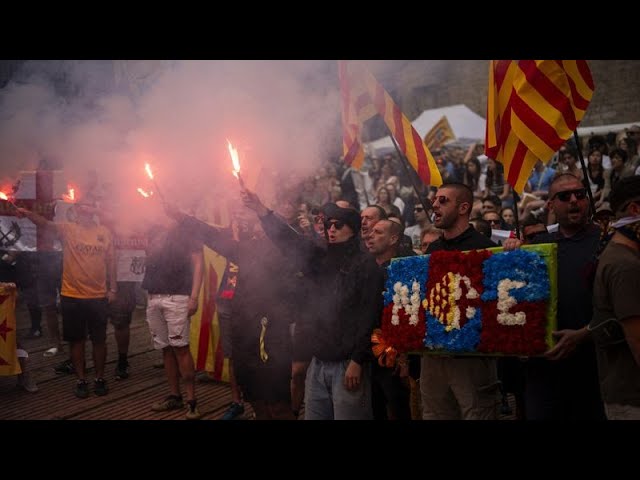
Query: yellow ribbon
xmin=259 ymin=317 xmax=269 ymax=363
xmin=371 ymin=328 xmax=398 ymax=368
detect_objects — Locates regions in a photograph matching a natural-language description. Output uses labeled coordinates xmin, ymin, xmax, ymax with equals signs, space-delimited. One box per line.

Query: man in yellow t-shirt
xmin=17 ymin=204 xmax=117 ymax=399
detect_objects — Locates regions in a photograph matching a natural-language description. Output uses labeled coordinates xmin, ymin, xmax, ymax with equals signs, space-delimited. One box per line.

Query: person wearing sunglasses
xmin=242 ymin=190 xmax=384 ymax=420
xmin=405 ymin=202 xmax=432 ymax=253
xmin=419 ymin=183 xmax=499 ymax=420
xmin=506 ymin=173 xmax=606 ymax=420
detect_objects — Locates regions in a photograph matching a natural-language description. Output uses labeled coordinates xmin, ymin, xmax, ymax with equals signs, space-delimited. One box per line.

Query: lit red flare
xmin=62 ymin=186 xmax=76 ymax=202
xmin=137 ymin=187 xmax=153 ymax=198
xmin=227 ymin=140 xmax=241 ymax=178
xmin=145 ymin=163 xmax=154 ymax=180
xmin=0 ymin=192 xmax=8 ymax=201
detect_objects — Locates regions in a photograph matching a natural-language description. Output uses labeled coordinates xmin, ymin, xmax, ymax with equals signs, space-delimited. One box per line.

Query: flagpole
xmin=573 ymin=131 xmax=597 ymax=217
xmin=511 ymin=188 xmax=521 ymax=239
xmin=387 ymin=132 xmax=432 ymax=215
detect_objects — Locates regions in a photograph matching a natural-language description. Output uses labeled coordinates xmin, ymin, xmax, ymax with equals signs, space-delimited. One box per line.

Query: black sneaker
xmin=54 ymin=359 xmax=75 ymax=375
xmin=115 ymin=361 xmax=129 ymax=380
xmin=151 ymin=395 xmax=184 ymax=412
xmin=220 ymin=402 xmax=244 ymax=420
xmin=93 ymin=378 xmax=108 ymax=396
xmin=74 ymin=380 xmax=89 ymax=399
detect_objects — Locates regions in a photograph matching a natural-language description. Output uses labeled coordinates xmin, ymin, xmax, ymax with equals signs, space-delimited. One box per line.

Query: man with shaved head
xmin=519 ymin=173 xmax=605 ymax=420
xmin=420 ymin=182 xmax=498 ymax=420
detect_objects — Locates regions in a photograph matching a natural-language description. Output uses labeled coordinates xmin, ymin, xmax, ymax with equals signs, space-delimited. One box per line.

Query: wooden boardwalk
xmin=0 ymin=304 xmax=251 ymax=420
xmin=1 ymin=302 xmax=516 ymax=421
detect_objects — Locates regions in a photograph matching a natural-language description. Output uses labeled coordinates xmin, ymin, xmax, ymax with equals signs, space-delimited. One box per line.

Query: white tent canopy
xmin=366 ymin=104 xmax=486 ymax=157
xmin=576 ymin=122 xmax=640 ymax=138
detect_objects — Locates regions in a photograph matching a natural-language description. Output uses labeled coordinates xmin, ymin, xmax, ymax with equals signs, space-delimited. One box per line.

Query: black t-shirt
xmin=142 ymin=225 xmax=200 ymax=295
xmin=533 ymin=224 xmax=600 ymax=330
xmin=426 ymin=225 xmax=497 ymax=254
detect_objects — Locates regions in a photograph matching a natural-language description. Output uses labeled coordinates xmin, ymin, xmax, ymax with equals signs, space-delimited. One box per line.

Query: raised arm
xmin=164 ymin=202 xmax=238 ymax=261
xmin=241 ymin=187 xmax=319 ymax=270
xmin=15 ymin=206 xmax=59 ymax=234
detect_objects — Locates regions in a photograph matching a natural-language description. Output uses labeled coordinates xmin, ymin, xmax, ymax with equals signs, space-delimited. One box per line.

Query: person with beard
xmin=164 ymin=204 xmax=303 ymax=420
xmin=242 ymin=189 xmax=384 ymax=420
xmin=419 ymin=183 xmax=499 ymax=420
xmin=589 ymin=176 xmax=640 ymax=419
xmin=504 ymin=173 xmax=606 ymax=420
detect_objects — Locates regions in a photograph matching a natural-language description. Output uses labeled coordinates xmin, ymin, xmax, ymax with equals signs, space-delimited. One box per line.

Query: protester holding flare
xmin=241 ymin=186 xmax=384 ymax=420
xmin=143 ymin=218 xmax=204 ymax=420
xmin=163 ymin=202 xmax=303 ymax=420
xmin=15 ymin=202 xmax=117 ymax=399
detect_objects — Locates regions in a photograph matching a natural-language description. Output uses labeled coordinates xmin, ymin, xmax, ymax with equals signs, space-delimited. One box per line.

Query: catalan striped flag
xmin=485 ymin=60 xmax=594 ymax=194
xmin=339 ymin=61 xmax=378 ymax=170
xmin=339 ymin=61 xmax=442 ymax=187
xmin=188 ymin=197 xmax=234 ymax=382
xmin=189 ymin=245 xmax=231 ymax=382
xmin=0 ymin=283 xmax=20 ymax=376
xmin=511 ymin=60 xmax=594 ymax=162
xmin=424 ymin=115 xmax=456 ymax=151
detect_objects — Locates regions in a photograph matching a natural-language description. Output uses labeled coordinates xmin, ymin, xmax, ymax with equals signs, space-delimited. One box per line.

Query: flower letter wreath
xmin=374 ymin=244 xmax=557 ymax=361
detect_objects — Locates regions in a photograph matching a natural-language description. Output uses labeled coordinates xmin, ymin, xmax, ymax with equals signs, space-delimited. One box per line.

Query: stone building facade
xmin=367 ymin=60 xmax=640 ymax=127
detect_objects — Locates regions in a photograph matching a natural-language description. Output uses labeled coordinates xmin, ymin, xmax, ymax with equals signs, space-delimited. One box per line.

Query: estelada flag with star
xmin=0 ymin=283 xmax=20 ymax=376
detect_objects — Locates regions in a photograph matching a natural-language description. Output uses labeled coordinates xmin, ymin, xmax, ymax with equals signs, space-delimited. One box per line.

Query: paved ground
xmin=0 ymin=304 xmax=252 ymax=420
xmin=1 ymin=301 xmax=516 ymax=420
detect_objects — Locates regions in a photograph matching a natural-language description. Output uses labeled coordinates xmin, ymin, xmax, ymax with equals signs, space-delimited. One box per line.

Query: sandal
xmin=43 ymin=347 xmax=59 ymax=357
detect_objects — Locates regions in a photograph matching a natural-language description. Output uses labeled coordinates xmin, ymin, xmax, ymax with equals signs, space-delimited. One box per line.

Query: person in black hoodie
xmin=242 ymin=189 xmax=384 ymax=420
xmin=164 ymin=205 xmax=303 ymax=420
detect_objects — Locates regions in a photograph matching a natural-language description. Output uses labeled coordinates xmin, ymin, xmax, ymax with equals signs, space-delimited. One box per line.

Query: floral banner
xmin=377 ymin=244 xmax=557 ymax=357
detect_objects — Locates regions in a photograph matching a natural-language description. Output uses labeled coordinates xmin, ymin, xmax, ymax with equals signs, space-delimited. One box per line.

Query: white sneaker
xmin=43 ymin=347 xmax=59 ymax=357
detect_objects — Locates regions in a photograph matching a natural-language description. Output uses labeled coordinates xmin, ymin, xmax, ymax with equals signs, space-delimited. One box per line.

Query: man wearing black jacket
xmin=165 ymin=206 xmax=302 ymax=420
xmin=243 ymin=191 xmax=384 ymax=420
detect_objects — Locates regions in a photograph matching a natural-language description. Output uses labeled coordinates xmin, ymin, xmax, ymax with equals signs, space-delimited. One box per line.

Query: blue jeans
xmin=304 ymin=357 xmax=372 ymax=420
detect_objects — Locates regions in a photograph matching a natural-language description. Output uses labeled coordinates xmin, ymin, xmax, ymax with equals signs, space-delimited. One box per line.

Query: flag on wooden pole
xmin=424 ymin=115 xmax=456 ymax=151
xmin=339 ymin=61 xmax=442 ymax=187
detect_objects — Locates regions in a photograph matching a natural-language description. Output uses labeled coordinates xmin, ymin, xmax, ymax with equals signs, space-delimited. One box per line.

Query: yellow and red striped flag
xmin=189 ymin=246 xmax=231 ymax=382
xmin=339 ymin=60 xmax=442 ymax=187
xmin=0 ymin=283 xmax=20 ymax=376
xmin=485 ymin=60 xmax=594 ymax=193
xmin=424 ymin=115 xmax=456 ymax=151
xmin=339 ymin=61 xmax=378 ymax=171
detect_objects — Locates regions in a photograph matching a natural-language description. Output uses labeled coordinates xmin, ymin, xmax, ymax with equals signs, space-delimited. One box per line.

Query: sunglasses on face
xmin=324 ymin=219 xmax=346 ymax=230
xmin=431 ymin=195 xmax=451 ymax=206
xmin=553 ymin=188 xmax=587 ymax=202
xmin=414 ymin=207 xmax=424 ymax=213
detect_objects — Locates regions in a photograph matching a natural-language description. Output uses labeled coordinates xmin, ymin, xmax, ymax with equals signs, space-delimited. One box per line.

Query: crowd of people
xmin=1 ymin=124 xmax=639 ymax=420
